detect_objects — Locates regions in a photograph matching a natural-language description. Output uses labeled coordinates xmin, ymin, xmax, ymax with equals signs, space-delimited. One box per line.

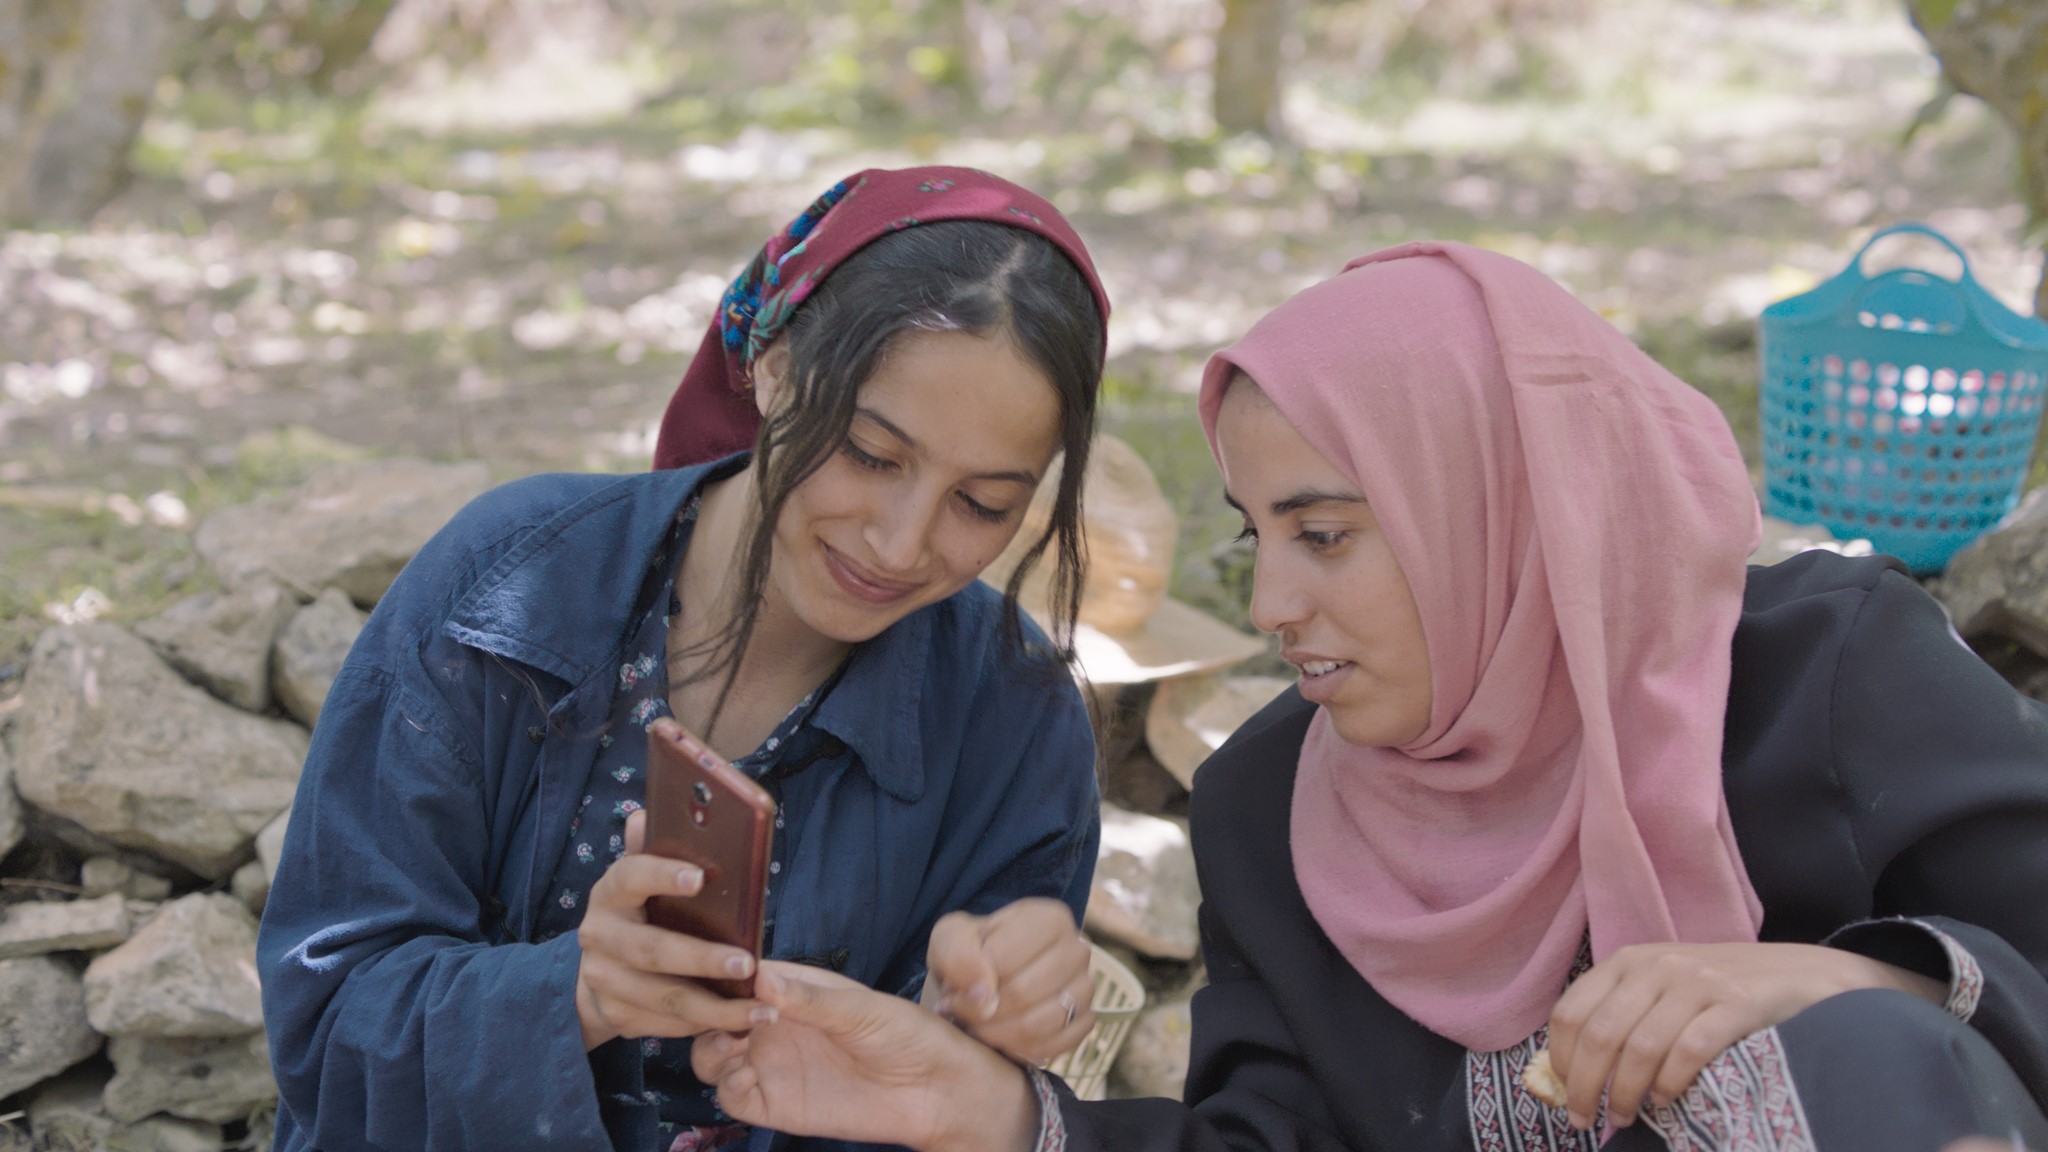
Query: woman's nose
xmin=865 ymin=490 xmax=940 ymax=573
xmin=1247 ymin=550 xmax=1306 ymax=637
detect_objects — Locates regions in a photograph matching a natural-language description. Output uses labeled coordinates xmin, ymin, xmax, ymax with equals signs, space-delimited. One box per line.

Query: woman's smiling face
xmin=1214 ymin=375 xmax=1434 ymax=749
xmin=754 ymin=327 xmax=1064 ymax=644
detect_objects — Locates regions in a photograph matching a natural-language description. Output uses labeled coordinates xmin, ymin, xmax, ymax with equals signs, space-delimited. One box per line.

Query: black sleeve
xmin=1818 ymin=568 xmax=2048 ymax=1109
xmin=1054 ymin=903 xmax=1351 ymax=1152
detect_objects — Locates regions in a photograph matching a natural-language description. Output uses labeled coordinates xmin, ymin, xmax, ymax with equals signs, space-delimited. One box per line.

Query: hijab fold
xmin=1199 ymin=243 xmax=1764 ymax=1053
xmin=653 ymin=166 xmax=1110 ymax=470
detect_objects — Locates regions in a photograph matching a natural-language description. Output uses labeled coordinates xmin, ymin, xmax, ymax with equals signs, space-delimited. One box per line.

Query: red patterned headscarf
xmin=652 ymin=166 xmax=1112 ymax=470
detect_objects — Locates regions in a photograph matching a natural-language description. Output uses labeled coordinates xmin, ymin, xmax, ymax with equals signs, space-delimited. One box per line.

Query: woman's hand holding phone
xmin=694 ymin=963 xmax=1041 ymax=1152
xmin=574 ymin=809 xmax=778 ymax=1052
xmin=922 ymin=898 xmax=1096 ymax=1066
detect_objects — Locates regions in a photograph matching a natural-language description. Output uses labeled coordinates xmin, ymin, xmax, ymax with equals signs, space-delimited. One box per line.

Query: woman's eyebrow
xmin=1271 ymin=489 xmax=1368 ymax=515
xmin=1228 ymin=488 xmax=1368 ymax=515
xmin=858 ymin=407 xmax=920 ymax=449
xmin=855 ymin=407 xmax=1039 ymax=485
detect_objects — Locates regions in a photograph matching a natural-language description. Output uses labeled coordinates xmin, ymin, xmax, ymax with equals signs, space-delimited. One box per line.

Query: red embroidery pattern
xmin=1642 ymin=1029 xmax=1816 ymax=1152
xmin=668 ymin=1124 xmax=748 ymax=1152
xmin=1028 ymin=1067 xmax=1069 ymax=1152
xmin=1470 ymin=1026 xmax=1817 ymax=1152
xmin=1466 ymin=1028 xmax=1597 ymax=1152
xmin=1909 ymin=918 xmax=1985 ymax=1022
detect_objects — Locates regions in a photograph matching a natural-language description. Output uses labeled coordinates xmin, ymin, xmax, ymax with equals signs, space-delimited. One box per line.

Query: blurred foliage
xmin=174 ymin=0 xmax=402 ymax=97
xmin=1904 ymin=0 xmax=2048 ymax=311
xmin=5 ymin=0 xmax=2039 ymax=663
xmin=1304 ymin=0 xmax=1591 ymax=110
xmin=159 ymin=0 xmax=1623 ymax=140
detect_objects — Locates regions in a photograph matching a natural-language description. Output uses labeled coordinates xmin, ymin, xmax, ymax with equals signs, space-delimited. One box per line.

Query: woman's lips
xmin=822 ymin=543 xmax=918 ymax=605
xmin=1290 ymin=657 xmax=1356 ymax=704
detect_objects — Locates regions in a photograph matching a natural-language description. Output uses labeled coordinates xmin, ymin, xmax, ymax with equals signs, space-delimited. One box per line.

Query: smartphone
xmin=643 ymin=717 xmax=776 ymax=999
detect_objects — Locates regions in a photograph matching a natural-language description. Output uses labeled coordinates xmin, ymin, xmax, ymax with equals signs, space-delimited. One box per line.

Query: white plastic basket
xmin=1043 ymin=942 xmax=1147 ymax=1100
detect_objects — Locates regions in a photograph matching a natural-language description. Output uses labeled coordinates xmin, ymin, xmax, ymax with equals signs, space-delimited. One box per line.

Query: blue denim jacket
xmin=257 ymin=458 xmax=1101 ymax=1152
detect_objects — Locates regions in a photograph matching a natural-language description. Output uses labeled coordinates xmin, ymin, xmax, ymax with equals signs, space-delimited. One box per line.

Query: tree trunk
xmin=298 ymin=0 xmax=403 ymax=93
xmin=28 ymin=0 xmax=173 ymax=226
xmin=1213 ymin=0 xmax=1290 ymax=137
xmin=1906 ymin=0 xmax=2048 ymax=314
xmin=0 ymin=0 xmax=173 ymax=228
xmin=0 ymin=0 xmax=96 ymax=226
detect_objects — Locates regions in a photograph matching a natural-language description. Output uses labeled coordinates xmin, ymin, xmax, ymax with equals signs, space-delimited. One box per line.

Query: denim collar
xmin=443 ymin=454 xmax=927 ymax=802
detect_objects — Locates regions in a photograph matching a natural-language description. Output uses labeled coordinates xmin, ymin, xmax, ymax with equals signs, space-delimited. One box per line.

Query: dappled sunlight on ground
xmin=0 ymin=0 xmax=2033 ymax=653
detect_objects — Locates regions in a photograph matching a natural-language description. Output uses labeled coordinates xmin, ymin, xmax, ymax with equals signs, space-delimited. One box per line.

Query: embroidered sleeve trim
xmin=1906 ymin=918 xmax=1985 ymax=1022
xmin=1824 ymin=916 xmax=1987 ymax=1023
xmin=1027 ymin=1066 xmax=1068 ymax=1152
xmin=1465 ymin=1028 xmax=1598 ymax=1152
xmin=1470 ymin=1026 xmax=1818 ymax=1152
xmin=1643 ymin=1027 xmax=1816 ymax=1152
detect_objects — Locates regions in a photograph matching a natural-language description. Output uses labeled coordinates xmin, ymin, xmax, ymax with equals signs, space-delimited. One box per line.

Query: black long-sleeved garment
xmin=1054 ymin=551 xmax=2048 ymax=1152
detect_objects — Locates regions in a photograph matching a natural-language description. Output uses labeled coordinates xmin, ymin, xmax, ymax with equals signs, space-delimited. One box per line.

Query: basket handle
xmin=1849 ymin=223 xmax=1976 ymax=285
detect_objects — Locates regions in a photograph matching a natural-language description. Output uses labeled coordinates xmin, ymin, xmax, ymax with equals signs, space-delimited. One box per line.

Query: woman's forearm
xmin=926 ymin=1039 xmax=1043 ymax=1152
xmin=1843 ymin=951 xmax=1948 ymax=1006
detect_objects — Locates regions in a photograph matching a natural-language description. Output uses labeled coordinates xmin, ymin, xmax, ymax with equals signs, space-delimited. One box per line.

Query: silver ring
xmin=1059 ymin=991 xmax=1079 ymax=1028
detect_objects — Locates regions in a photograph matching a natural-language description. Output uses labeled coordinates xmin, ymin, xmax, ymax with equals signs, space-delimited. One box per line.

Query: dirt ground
xmin=0 ymin=0 xmax=2035 ymax=663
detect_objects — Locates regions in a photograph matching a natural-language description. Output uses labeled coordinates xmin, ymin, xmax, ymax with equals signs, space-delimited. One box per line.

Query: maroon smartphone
xmin=643 ymin=718 xmax=776 ymax=999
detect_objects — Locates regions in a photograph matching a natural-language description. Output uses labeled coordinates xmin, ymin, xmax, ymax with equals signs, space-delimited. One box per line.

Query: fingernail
xmin=969 ymin=981 xmax=997 ymax=1008
xmin=749 ymin=1006 xmax=778 ymax=1026
xmin=676 ymin=866 xmax=702 ymax=892
xmin=725 ymin=954 xmax=754 ymax=978
xmin=1568 ymin=1112 xmax=1591 ymax=1131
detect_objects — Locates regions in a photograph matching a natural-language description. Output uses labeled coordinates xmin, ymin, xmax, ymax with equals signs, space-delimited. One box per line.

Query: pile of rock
xmin=0 ymin=441 xmax=1277 ymax=1132
xmin=1935 ymin=487 xmax=2048 ymax=700
xmin=987 ymin=437 xmax=1286 ymax=1101
xmin=0 ymin=458 xmax=488 ymax=1149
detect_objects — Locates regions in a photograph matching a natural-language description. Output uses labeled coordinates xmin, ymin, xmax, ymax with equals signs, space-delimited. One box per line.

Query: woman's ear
xmin=752 ymin=342 xmax=792 ymax=420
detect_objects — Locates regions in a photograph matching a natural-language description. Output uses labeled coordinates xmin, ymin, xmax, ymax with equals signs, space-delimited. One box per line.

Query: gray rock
xmin=1940 ymin=486 xmax=2048 ymax=655
xmin=84 ymin=893 xmax=263 ymax=1038
xmin=104 ymin=1031 xmax=278 ymax=1124
xmin=102 ymin=1115 xmax=224 ymax=1152
xmin=231 ymin=859 xmax=269 ymax=915
xmin=0 ymin=893 xmax=132 ymax=959
xmin=1084 ymin=804 xmax=1201 ymax=961
xmin=11 ymin=625 xmax=308 ymax=879
xmin=1145 ymin=675 xmax=1291 ymax=790
xmin=272 ymin=588 xmax=367 ymax=727
xmin=0 ymin=733 xmax=20 ymax=862
xmin=1748 ymin=515 xmax=1872 ymax=567
xmin=125 ymin=900 xmax=164 ymax=933
xmin=28 ymin=1064 xmax=118 ymax=1149
xmin=1110 ymin=977 xmax=1202 ymax=1100
xmin=256 ymin=807 xmax=290 ymax=885
xmin=195 ymin=458 xmax=490 ymax=606
xmin=136 ymin=581 xmax=297 ymax=713
xmin=0 ymin=955 xmax=103 ymax=1099
xmin=80 ymin=857 xmax=174 ymax=903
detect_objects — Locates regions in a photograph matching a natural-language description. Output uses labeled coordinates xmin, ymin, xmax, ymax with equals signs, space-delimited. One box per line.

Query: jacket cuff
xmin=1026 ymin=1066 xmax=1068 ymax=1152
xmin=1823 ymin=916 xmax=1985 ymax=1022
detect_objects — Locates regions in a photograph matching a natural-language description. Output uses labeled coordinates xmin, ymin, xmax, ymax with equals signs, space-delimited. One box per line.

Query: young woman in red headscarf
xmin=677 ymin=244 xmax=2048 ymax=1152
xmin=258 ymin=169 xmax=1116 ymax=1152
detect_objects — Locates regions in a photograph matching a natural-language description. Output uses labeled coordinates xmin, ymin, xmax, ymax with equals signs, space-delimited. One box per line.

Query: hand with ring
xmin=921 ymin=898 xmax=1097 ymax=1066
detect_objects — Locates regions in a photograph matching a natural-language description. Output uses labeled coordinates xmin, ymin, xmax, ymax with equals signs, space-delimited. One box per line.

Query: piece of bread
xmin=1523 ymin=1049 xmax=1568 ymax=1108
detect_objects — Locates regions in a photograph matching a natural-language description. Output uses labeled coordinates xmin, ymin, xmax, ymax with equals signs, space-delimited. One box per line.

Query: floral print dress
xmin=529 ymin=495 xmax=833 ymax=1152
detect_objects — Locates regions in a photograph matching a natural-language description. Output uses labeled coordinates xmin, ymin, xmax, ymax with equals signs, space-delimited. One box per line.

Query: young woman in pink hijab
xmin=670 ymin=244 xmax=2048 ymax=1152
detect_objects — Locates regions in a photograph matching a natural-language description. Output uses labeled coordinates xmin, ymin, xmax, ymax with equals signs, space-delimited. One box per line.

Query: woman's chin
xmin=791 ymin=580 xmax=933 ymax=646
xmin=1322 ymin=703 xmax=1419 ymax=751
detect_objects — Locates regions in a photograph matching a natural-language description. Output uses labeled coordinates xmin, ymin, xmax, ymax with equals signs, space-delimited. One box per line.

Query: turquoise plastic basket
xmin=1760 ymin=224 xmax=2048 ymax=574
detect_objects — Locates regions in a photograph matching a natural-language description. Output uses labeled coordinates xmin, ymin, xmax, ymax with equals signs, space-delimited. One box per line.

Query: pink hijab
xmin=1198 ymin=243 xmax=1765 ymax=1053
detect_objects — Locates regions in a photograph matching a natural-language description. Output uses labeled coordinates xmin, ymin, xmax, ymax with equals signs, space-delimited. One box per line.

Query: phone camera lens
xmin=692 ymin=782 xmax=712 ymax=805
